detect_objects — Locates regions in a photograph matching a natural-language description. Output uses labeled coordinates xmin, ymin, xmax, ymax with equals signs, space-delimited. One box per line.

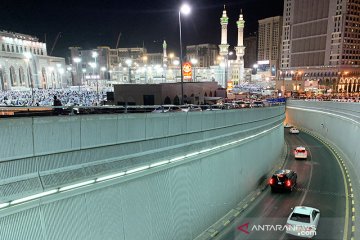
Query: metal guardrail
xmin=0 ymin=102 xmax=286 ymax=118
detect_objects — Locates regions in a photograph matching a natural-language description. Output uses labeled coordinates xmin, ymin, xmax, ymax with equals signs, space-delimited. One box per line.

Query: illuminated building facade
xmin=0 ymin=31 xmax=66 ymax=90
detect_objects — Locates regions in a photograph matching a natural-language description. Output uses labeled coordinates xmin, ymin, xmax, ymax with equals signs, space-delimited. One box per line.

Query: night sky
xmin=0 ymin=0 xmax=283 ymax=59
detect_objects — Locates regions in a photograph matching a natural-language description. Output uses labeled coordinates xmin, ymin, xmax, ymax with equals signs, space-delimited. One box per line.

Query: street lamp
xmin=125 ymin=59 xmax=132 ymax=83
xmin=179 ymin=3 xmax=191 ymax=104
xmin=82 ymin=68 xmax=86 ymax=86
xmin=92 ymin=51 xmax=98 ymax=80
xmin=190 ymin=58 xmax=198 ymax=82
xmin=73 ymin=57 xmax=81 ymax=86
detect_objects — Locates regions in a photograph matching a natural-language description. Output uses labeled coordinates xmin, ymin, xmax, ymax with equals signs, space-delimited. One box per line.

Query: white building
xmin=0 ymin=30 xmax=66 ymax=90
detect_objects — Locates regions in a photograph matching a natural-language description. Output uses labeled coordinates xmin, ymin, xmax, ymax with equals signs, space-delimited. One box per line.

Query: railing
xmin=0 ymin=101 xmax=286 ymax=118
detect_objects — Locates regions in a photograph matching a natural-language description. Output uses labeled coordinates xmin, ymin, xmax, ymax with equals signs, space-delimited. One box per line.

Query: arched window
xmin=11 ymin=45 xmax=14 ymax=52
xmin=173 ymin=95 xmax=180 ymax=105
xmin=40 ymin=49 xmax=44 ymax=55
xmin=10 ymin=66 xmax=17 ymax=86
xmin=6 ymin=45 xmax=10 ymax=52
xmin=2 ymin=44 xmax=5 ymax=51
xmin=209 ymin=91 xmax=213 ymax=97
xmin=204 ymin=92 xmax=208 ymax=97
xmin=16 ymin=46 xmax=19 ymax=53
xmin=164 ymin=96 xmax=171 ymax=104
xmin=18 ymin=67 xmax=25 ymax=86
xmin=20 ymin=47 xmax=23 ymax=53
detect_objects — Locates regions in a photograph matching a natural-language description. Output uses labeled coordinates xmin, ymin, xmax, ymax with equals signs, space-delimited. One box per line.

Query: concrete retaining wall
xmin=286 ymin=100 xmax=360 ymax=182
xmin=0 ymin=107 xmax=285 ymax=240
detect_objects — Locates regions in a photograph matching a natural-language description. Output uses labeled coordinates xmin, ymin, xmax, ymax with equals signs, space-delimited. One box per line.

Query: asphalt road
xmin=214 ymin=130 xmax=348 ymax=240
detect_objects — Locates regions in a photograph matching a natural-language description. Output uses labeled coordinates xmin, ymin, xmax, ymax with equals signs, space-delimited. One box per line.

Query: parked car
xmin=251 ymin=101 xmax=265 ymax=108
xmin=294 ymin=146 xmax=308 ymax=159
xmin=180 ymin=105 xmax=202 ymax=112
xmin=286 ymin=206 xmax=320 ymax=238
xmin=269 ymin=169 xmax=297 ymax=192
xmin=284 ymin=123 xmax=293 ymax=128
xmin=152 ymin=105 xmax=182 ymax=113
xmin=204 ymin=105 xmax=226 ymax=111
xmin=232 ymin=101 xmax=250 ymax=108
xmin=289 ymin=127 xmax=300 ymax=134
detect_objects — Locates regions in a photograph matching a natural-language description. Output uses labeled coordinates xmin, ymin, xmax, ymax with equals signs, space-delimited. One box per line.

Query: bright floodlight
xmin=73 ymin=57 xmax=81 ymax=63
xmin=125 ymin=59 xmax=132 ymax=66
xmin=180 ymin=4 xmax=191 ymax=15
xmin=100 ymin=67 xmax=106 ymax=72
xmin=253 ymin=64 xmax=258 ymax=69
xmin=92 ymin=51 xmax=98 ymax=58
xmin=191 ymin=58 xmax=198 ymax=65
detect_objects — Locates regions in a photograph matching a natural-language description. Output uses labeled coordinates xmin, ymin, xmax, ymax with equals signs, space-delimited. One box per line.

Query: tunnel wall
xmin=0 ymin=107 xmax=285 ymax=240
xmin=286 ymin=100 xmax=360 ymax=181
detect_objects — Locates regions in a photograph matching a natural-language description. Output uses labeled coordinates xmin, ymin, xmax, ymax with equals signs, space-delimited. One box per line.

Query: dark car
xmin=269 ymin=169 xmax=297 ymax=192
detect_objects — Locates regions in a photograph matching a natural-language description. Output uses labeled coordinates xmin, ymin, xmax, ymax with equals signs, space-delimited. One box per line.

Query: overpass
xmin=0 ymin=106 xmax=285 ymax=240
xmin=1 ymin=102 xmax=358 ymax=239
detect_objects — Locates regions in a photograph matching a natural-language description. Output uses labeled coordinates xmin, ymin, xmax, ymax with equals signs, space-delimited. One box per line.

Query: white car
xmin=152 ymin=105 xmax=182 ymax=113
xmin=294 ymin=146 xmax=308 ymax=159
xmin=284 ymin=123 xmax=293 ymax=128
xmin=289 ymin=127 xmax=300 ymax=134
xmin=286 ymin=206 xmax=320 ymax=238
xmin=180 ymin=105 xmax=202 ymax=112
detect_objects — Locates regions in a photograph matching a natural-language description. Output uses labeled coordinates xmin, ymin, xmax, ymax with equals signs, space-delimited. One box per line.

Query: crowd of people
xmin=0 ymin=88 xmax=108 ymax=107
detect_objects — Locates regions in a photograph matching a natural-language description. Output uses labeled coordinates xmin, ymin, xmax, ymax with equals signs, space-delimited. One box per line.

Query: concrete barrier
xmin=0 ymin=107 xmax=285 ymax=240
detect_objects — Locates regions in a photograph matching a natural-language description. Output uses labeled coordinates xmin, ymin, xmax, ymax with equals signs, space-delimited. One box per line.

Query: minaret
xmin=235 ymin=10 xmax=246 ymax=83
xmin=163 ymin=40 xmax=168 ymax=67
xmin=219 ymin=5 xmax=230 ymax=87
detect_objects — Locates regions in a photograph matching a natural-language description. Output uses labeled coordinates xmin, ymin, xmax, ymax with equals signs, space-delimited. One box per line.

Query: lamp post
xmin=125 ymin=59 xmax=132 ymax=83
xmin=190 ymin=58 xmax=198 ymax=82
xmin=179 ymin=3 xmax=191 ymax=104
xmin=142 ymin=56 xmax=148 ymax=83
xmin=92 ymin=51 xmax=98 ymax=88
xmin=82 ymin=68 xmax=86 ymax=86
xmin=73 ymin=57 xmax=81 ymax=86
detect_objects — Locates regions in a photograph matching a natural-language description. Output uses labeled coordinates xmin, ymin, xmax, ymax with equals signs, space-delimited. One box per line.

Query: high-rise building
xmin=186 ymin=44 xmax=218 ymax=68
xmin=244 ymin=34 xmax=258 ymax=68
xmin=280 ymin=0 xmax=360 ymax=94
xmin=0 ymin=30 xmax=66 ymax=91
xmin=258 ymin=16 xmax=283 ymax=78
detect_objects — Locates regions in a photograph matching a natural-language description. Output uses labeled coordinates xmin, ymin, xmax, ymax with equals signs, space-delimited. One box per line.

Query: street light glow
xmin=89 ymin=62 xmax=97 ymax=69
xmin=190 ymin=58 xmax=198 ymax=65
xmin=100 ymin=67 xmax=106 ymax=72
xmin=125 ymin=59 xmax=132 ymax=66
xmin=73 ymin=57 xmax=81 ymax=63
xmin=180 ymin=3 xmax=191 ymax=15
xmin=92 ymin=51 xmax=98 ymax=58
